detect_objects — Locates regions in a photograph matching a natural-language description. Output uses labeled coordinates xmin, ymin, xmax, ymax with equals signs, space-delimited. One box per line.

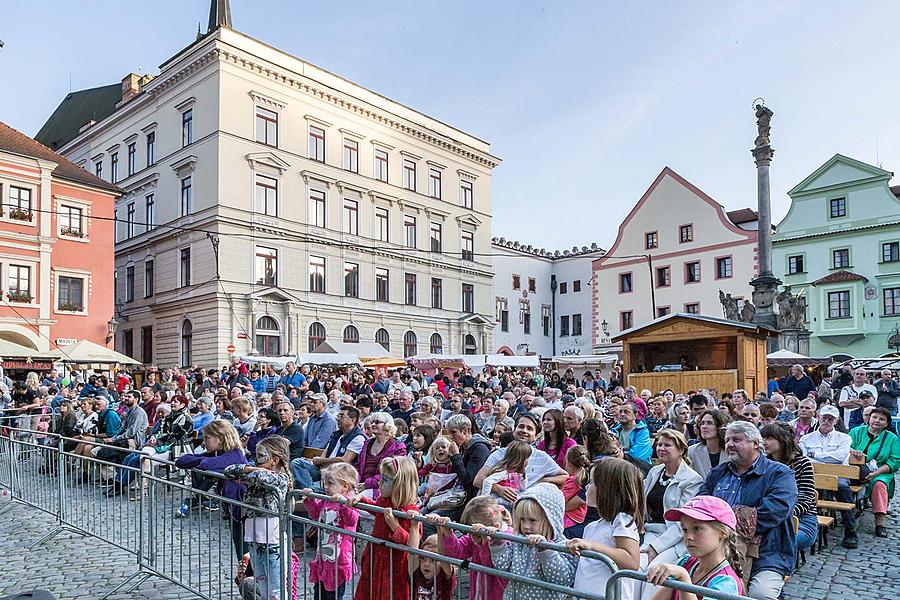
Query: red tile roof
xmin=812 ymin=270 xmax=869 ymax=286
xmin=0 ymin=121 xmax=121 ymax=194
xmin=726 ymin=208 xmax=759 ymax=225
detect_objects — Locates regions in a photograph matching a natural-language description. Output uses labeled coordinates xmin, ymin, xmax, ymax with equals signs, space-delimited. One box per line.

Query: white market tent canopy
xmin=50 ymin=339 xmax=141 ymax=366
xmin=549 ymin=354 xmax=619 ymax=367
xmin=311 ymin=340 xmax=391 ymax=359
xmin=407 ymin=354 xmax=540 ymax=370
xmin=0 ymin=337 xmax=54 ymax=360
xmin=766 ymin=349 xmax=808 ymax=360
xmin=242 ymin=353 xmax=363 ymax=368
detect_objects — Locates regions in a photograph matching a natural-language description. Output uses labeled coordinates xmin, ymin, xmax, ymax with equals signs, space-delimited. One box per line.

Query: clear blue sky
xmin=3 ymin=1 xmax=900 ymax=252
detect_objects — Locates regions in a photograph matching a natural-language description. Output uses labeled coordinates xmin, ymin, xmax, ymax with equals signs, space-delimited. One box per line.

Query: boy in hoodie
xmin=487 ymin=482 xmax=576 ymax=599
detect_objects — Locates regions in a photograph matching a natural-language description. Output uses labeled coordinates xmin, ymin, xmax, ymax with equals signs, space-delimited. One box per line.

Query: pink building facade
xmin=0 ymin=121 xmax=120 ymax=355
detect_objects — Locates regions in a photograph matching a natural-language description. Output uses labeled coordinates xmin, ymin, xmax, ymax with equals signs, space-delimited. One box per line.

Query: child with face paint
xmin=224 ymin=436 xmax=293 ymax=600
xmin=350 ymin=456 xmax=420 ymax=600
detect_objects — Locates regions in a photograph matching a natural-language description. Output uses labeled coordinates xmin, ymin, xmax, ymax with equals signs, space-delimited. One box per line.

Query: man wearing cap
xmin=472 ymin=413 xmax=567 ymax=503
xmin=700 ymin=421 xmax=797 ymax=600
xmin=838 ymin=368 xmax=877 ymax=429
xmin=304 ymin=393 xmax=337 ymax=450
xmin=798 ymin=404 xmax=858 ymax=548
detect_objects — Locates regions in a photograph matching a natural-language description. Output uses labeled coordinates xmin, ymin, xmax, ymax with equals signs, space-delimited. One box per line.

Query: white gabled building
xmin=592 ymin=167 xmax=759 ymax=351
xmin=492 ymin=238 xmax=605 ymax=357
xmin=38 ymin=2 xmax=500 ymax=366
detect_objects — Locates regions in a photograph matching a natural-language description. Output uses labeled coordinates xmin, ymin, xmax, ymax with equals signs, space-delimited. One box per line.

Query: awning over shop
xmin=50 ymin=339 xmax=140 ymax=366
xmin=766 ymin=349 xmax=832 ymax=367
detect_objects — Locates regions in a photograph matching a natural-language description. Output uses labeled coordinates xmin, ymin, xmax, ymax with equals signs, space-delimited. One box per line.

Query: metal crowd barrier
xmin=0 ymin=426 xmax=753 ymax=600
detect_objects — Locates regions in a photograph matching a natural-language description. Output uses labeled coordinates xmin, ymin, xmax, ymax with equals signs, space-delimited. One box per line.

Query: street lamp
xmin=106 ymin=316 xmax=119 ymax=346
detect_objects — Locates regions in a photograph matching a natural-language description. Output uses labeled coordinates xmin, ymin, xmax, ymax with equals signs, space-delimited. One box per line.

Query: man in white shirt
xmin=473 ymin=412 xmax=566 ymax=503
xmin=799 ymin=404 xmax=858 ymax=548
xmin=838 ymin=368 xmax=877 ymax=430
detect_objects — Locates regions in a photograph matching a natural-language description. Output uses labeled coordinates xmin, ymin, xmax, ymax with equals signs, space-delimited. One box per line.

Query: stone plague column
xmin=749 ymin=102 xmax=781 ymax=335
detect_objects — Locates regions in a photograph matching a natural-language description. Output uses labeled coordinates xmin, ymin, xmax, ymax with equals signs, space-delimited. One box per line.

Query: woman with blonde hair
xmin=638 ymin=429 xmax=703 ymax=600
xmin=356 ymin=411 xmax=406 ymax=500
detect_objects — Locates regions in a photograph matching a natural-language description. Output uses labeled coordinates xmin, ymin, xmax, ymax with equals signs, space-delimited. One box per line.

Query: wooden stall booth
xmin=612 ymin=313 xmax=776 ymax=395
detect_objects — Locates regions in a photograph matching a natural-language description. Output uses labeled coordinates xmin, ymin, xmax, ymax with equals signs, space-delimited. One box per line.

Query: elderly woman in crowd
xmin=667 ymin=403 xmax=691 ymax=440
xmin=563 ymin=404 xmax=585 ymax=444
xmin=644 ymin=395 xmax=669 ymax=435
xmin=762 ymin=422 xmax=818 ymax=551
xmin=639 ymin=429 xmax=703 ymax=600
xmin=849 ymin=406 xmax=900 ymax=537
xmin=688 ymin=409 xmax=732 ymax=478
xmin=474 ymin=395 xmax=496 ymax=433
xmin=356 ymin=411 xmax=407 ymax=500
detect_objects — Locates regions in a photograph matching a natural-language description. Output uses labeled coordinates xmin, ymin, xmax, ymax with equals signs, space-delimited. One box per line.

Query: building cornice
xmin=206 ymin=46 xmax=500 ymax=169
xmin=773 ymin=220 xmax=900 ymax=243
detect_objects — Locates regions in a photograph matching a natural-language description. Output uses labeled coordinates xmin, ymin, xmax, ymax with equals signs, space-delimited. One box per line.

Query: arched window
xmin=308 ymin=321 xmax=326 ymax=352
xmin=343 ymin=325 xmax=360 ymax=343
xmin=256 ymin=316 xmax=280 ymax=356
xmin=375 ymin=328 xmax=390 ymax=351
xmin=429 ymin=333 xmax=443 ymax=354
xmin=403 ymin=330 xmax=418 ymax=357
xmin=463 ymin=334 xmax=477 ymax=355
xmin=180 ymin=320 xmax=193 ymax=366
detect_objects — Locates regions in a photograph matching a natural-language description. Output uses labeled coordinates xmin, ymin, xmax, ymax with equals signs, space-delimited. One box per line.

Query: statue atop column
xmin=754 ymin=104 xmax=773 ymax=148
xmin=719 ymin=291 xmax=739 ymax=321
xmin=775 ymin=286 xmax=808 ymax=330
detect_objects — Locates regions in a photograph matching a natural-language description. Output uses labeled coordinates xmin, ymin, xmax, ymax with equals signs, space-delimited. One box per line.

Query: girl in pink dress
xmin=302 ymin=463 xmax=360 ymax=600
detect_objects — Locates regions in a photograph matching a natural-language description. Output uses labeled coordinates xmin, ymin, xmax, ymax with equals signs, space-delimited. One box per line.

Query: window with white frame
xmin=343 ymin=138 xmax=359 ymax=173
xmin=376 ymin=267 xmax=389 ymax=302
xmin=375 ymin=207 xmax=389 ymax=242
xmin=255 ymin=246 xmax=277 ymax=286
xmin=828 ymin=290 xmax=850 ymax=318
xmin=8 ymin=265 xmax=31 ymax=302
xmin=309 ymin=125 xmax=325 ymax=162
xmin=309 ymin=190 xmax=326 ymax=228
xmin=256 ymin=316 xmax=280 ymax=356
xmin=255 ymin=106 xmax=278 ymax=147
xmin=255 ymin=175 xmax=278 ymax=217
xmin=404 ymin=215 xmax=417 ymax=248
xmin=8 ymin=186 xmax=32 ymax=220
xmin=428 ymin=167 xmax=442 ymax=199
xmin=403 ymin=158 xmax=417 ymax=191
xmin=146 ymin=131 xmax=156 ymax=166
xmin=461 ymin=231 xmax=474 ymax=261
xmin=126 ymin=202 xmax=135 ymax=238
xmin=127 ymin=143 xmax=136 ymax=176
xmin=182 ymin=109 xmax=193 ymax=146
xmin=125 ymin=266 xmax=135 ymax=302
xmin=110 ymin=152 xmax=119 ymax=183
xmin=309 ymin=256 xmax=326 ymax=293
xmin=145 ymin=194 xmax=155 ymax=231
xmin=405 ymin=273 xmax=417 ymax=305
xmin=462 ymin=283 xmax=474 ymax=313
xmin=59 ymin=205 xmax=84 ymax=237
xmin=343 ymin=199 xmax=359 ymax=235
xmin=460 ymin=180 xmax=473 ymax=209
xmin=430 ymin=222 xmax=442 ymax=253
xmin=180 ymin=176 xmax=192 ymax=216
xmin=884 ymin=287 xmax=900 ymax=316
xmin=58 ymin=275 xmax=84 ymax=311
xmin=572 ymin=313 xmax=583 ymax=336
xmin=180 ymin=248 xmax=191 ymax=287
xmin=144 ymin=260 xmax=154 ymax=298
xmin=431 ymin=277 xmax=442 ymax=309
xmin=344 ymin=262 xmax=359 ymax=297
xmin=374 ymin=149 xmax=389 ymax=182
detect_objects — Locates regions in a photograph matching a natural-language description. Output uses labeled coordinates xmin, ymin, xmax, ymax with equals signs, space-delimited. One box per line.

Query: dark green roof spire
xmin=207 ymin=0 xmax=232 ymax=32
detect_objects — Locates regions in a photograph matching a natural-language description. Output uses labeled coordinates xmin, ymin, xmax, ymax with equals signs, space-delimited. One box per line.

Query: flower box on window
xmin=8 ymin=208 xmax=32 ymax=221
xmin=58 ymin=302 xmax=84 ymax=312
xmin=7 ymin=290 xmax=32 ymax=303
xmin=59 ymin=227 xmax=85 ymax=238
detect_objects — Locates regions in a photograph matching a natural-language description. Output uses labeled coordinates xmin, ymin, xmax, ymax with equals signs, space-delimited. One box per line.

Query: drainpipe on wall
xmin=550 ymin=274 xmax=558 ymax=356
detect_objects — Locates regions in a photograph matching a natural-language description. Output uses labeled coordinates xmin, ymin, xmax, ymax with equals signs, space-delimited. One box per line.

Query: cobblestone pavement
xmin=1 ymin=447 xmax=896 ymax=600
xmin=783 ymin=480 xmax=900 ymax=600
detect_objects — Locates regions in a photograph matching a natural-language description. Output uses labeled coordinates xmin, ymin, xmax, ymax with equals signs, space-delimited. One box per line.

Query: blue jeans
xmin=837 ymin=477 xmax=857 ymax=530
xmin=796 ymin=513 xmax=818 ymax=551
xmin=250 ymin=542 xmax=281 ymax=600
xmin=290 ymin=458 xmax=322 ymax=491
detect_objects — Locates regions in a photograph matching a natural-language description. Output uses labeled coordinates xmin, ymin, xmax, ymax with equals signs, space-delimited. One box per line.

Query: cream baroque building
xmin=38 ymin=7 xmax=499 ymax=366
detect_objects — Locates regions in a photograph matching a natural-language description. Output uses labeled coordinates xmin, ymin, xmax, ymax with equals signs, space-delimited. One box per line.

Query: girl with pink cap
xmin=644 ymin=495 xmax=744 ymax=599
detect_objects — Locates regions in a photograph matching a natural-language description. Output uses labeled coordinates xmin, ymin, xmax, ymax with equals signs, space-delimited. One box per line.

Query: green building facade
xmin=773 ymin=154 xmax=900 ymax=359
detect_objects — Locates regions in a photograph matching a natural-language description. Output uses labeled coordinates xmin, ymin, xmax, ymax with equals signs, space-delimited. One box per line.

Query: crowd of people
xmin=1 ymin=358 xmax=899 ymax=600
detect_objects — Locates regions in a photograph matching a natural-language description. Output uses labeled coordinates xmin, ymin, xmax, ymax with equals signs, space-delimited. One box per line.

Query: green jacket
xmin=849 ymin=425 xmax=900 ymax=498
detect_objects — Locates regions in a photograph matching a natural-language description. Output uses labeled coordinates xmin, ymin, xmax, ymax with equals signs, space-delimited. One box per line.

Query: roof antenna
xmin=876 ymin=134 xmax=882 ymax=169
xmin=196 ymin=22 xmax=203 ymax=41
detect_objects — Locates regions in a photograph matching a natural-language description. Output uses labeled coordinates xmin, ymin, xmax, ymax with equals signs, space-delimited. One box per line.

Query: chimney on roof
xmin=208 ymin=0 xmax=232 ymax=32
xmin=121 ymin=73 xmax=141 ymax=103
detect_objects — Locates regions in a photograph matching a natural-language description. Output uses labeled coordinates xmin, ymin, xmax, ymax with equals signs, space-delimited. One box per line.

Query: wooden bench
xmin=813 ymin=473 xmax=856 ymax=512
xmin=812 ymin=462 xmax=864 ymax=513
xmin=303 ymin=447 xmax=325 ymax=459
